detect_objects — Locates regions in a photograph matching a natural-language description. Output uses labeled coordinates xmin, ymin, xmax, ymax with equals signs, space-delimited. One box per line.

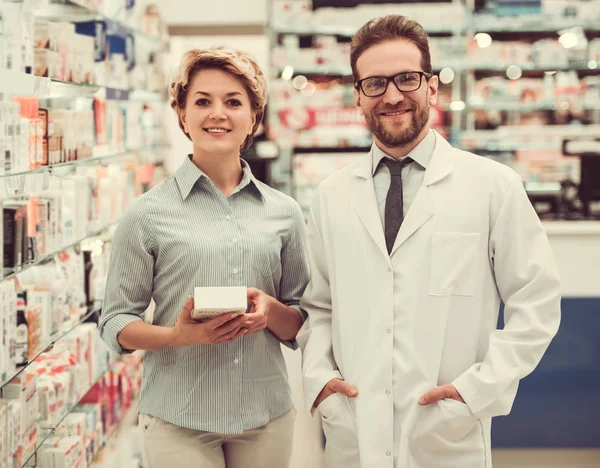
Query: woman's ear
xmin=248 ymin=112 xmax=257 ymax=135
xmin=179 ymin=108 xmax=188 ymax=134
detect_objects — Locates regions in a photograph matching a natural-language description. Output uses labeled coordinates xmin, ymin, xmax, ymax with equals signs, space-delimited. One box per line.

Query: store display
xmin=0 ymin=1 xmax=168 ymax=466
xmin=267 ymin=0 xmax=600 ymax=219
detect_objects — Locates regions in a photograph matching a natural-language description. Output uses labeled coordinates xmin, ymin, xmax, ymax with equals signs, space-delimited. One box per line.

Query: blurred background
xmin=0 ymin=0 xmax=599 ymax=467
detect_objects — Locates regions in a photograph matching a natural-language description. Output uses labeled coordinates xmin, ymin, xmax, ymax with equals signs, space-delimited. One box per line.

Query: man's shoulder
xmin=318 ymin=157 xmax=365 ymax=191
xmin=453 ymin=147 xmax=520 ymax=186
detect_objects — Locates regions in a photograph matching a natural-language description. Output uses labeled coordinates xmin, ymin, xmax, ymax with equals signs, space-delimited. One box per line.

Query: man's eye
xmin=399 ymin=74 xmax=418 ymax=82
xmin=365 ymin=79 xmax=384 ymax=90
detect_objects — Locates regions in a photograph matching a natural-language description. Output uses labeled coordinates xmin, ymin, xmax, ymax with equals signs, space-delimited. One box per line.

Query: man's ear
xmin=353 ymin=88 xmax=364 ymax=116
xmin=428 ymin=75 xmax=439 ymax=107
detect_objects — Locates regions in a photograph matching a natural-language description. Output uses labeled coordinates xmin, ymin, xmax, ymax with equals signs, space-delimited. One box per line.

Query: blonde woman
xmin=99 ymin=48 xmax=309 ymax=468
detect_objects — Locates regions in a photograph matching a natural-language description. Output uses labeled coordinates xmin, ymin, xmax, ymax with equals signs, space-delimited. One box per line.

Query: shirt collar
xmin=371 ymin=129 xmax=436 ymax=176
xmin=174 ymin=155 xmax=266 ymax=201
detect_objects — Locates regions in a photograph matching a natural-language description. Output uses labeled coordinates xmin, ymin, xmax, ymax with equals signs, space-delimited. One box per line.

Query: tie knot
xmin=383 ymin=157 xmax=412 ymax=176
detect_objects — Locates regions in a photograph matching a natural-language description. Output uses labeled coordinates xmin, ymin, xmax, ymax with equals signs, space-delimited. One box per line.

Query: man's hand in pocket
xmin=314 ymin=378 xmax=358 ymax=408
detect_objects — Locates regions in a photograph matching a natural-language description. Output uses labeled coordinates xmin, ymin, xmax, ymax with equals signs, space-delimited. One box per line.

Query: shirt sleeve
xmin=277 ymin=202 xmax=310 ymax=350
xmin=99 ymin=197 xmax=155 ymax=355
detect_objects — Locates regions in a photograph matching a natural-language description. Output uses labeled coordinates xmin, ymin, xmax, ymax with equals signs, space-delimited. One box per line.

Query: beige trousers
xmin=140 ymin=409 xmax=296 ymax=468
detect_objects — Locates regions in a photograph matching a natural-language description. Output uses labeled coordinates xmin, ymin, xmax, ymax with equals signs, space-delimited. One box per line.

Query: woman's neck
xmin=191 ymin=149 xmax=243 ymax=198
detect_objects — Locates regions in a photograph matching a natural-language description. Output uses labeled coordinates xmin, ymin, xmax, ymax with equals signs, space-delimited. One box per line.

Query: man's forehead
xmin=356 ymin=40 xmax=422 ymax=77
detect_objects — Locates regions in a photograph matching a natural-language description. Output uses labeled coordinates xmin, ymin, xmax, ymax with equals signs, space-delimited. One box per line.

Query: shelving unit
xmin=266 ymin=0 xmax=600 ymax=218
xmin=0 ymin=1 xmax=168 ymax=466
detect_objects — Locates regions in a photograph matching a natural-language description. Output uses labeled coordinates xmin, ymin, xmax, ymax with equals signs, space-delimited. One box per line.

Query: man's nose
xmin=382 ymin=82 xmax=405 ymax=106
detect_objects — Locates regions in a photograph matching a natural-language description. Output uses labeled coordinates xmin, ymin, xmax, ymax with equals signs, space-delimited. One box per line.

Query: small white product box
xmin=192 ymin=287 xmax=248 ymax=322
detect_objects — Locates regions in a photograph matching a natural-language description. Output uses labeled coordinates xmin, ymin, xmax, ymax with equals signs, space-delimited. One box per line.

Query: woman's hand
xmin=243 ymin=287 xmax=275 ymax=335
xmin=169 ymin=297 xmax=248 ymax=347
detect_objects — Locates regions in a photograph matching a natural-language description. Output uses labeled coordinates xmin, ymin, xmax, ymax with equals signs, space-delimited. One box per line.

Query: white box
xmin=192 ymin=287 xmax=248 ymax=322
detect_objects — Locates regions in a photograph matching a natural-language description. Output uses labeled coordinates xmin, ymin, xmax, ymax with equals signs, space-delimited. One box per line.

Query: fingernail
xmin=349 ymin=389 xmax=357 ymax=397
xmin=419 ymin=397 xmax=426 ymax=405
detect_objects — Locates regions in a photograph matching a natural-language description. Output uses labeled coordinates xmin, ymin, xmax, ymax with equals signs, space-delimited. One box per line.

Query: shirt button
xmin=232 ymin=269 xmax=239 ymax=275
xmin=232 ymin=238 xmax=238 ymax=244
xmin=234 ymin=358 xmax=239 ymax=365
xmin=225 ymin=215 xmax=231 ymax=220
xmin=387 ymin=329 xmax=391 ymax=334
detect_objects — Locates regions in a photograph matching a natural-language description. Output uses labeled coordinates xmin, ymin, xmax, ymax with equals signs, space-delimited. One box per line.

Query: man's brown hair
xmin=350 ymin=15 xmax=432 ymax=82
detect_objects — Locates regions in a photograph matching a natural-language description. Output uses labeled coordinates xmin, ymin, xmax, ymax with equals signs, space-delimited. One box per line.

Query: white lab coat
xmin=297 ymin=131 xmax=561 ymax=468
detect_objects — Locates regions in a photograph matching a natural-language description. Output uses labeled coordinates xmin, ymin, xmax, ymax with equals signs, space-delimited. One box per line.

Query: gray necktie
xmin=383 ymin=158 xmax=412 ymax=254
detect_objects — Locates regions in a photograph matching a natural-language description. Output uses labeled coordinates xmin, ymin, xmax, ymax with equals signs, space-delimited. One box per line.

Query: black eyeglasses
xmin=355 ymin=71 xmax=432 ymax=97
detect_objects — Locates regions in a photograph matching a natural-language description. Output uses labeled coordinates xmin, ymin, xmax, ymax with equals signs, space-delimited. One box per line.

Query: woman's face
xmin=179 ymin=68 xmax=256 ymax=156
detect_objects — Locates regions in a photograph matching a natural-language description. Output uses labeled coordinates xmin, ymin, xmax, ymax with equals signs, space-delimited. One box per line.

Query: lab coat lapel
xmin=351 ymin=152 xmax=389 ymax=259
xmin=390 ymin=131 xmax=455 ymax=256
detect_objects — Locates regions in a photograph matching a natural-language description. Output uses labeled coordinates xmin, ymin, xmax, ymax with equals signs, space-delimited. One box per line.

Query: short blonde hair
xmin=169 ymin=47 xmax=268 ymax=151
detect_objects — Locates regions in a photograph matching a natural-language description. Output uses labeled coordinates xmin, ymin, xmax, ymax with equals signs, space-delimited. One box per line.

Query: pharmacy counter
xmin=493 ymin=221 xmax=600 ymax=448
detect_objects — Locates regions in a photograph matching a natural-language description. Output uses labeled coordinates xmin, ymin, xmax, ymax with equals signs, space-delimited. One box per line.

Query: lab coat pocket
xmin=319 ymin=393 xmax=361 ymax=468
xmin=410 ymin=399 xmax=485 ymax=468
xmin=430 ymin=232 xmax=481 ymax=296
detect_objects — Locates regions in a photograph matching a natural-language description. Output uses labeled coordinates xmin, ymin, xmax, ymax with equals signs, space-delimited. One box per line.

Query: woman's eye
xmin=195 ymin=99 xmax=209 ymax=106
xmin=228 ymin=99 xmax=242 ymax=107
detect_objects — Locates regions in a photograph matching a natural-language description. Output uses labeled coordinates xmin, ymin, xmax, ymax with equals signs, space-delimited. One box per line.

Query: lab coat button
xmin=386 ymin=390 xmax=391 ymax=395
xmin=386 ymin=451 xmax=391 ymax=456
xmin=386 ymin=329 xmax=391 ymax=334
xmin=387 ymin=267 xmax=392 ymax=272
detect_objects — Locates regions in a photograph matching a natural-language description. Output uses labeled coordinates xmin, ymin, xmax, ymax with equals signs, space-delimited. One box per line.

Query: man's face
xmin=354 ymin=40 xmax=438 ymax=151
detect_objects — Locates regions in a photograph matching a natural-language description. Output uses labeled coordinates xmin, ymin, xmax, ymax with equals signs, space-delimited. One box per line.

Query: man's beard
xmin=365 ymin=102 xmax=430 ymax=148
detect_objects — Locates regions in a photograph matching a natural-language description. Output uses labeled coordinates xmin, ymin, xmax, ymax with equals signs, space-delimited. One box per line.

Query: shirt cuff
xmin=100 ymin=314 xmax=144 ymax=355
xmin=278 ymin=304 xmax=306 ymax=350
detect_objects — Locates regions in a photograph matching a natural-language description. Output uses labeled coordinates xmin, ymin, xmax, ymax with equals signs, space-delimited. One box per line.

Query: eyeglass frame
xmin=354 ymin=71 xmax=433 ymax=97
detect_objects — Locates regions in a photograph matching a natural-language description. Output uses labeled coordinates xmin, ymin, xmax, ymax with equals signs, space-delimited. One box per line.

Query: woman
xmin=99 ymin=47 xmax=310 ymax=468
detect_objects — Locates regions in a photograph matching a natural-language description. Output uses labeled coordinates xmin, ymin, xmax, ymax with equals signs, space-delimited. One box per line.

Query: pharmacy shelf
xmin=20 ymin=356 xmax=121 ymax=468
xmin=90 ymin=401 xmax=140 ymax=468
xmin=0 ymin=304 xmax=100 ymax=390
xmin=276 ymin=61 xmax=464 ymax=78
xmin=0 ymin=70 xmax=165 ymax=101
xmin=1 ymin=221 xmax=118 ymax=283
xmin=31 ymin=0 xmax=167 ymax=52
xmin=462 ymin=125 xmax=600 ymax=138
xmin=469 ymin=63 xmax=598 ymax=75
xmin=468 ymin=102 xmax=600 ymax=112
xmin=272 ymin=24 xmax=462 ymax=37
xmin=0 ymin=146 xmax=163 ymax=180
xmin=471 ymin=15 xmax=600 ymax=33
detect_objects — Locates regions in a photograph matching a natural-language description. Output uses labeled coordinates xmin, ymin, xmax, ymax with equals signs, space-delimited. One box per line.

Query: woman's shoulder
xmin=256 ymin=181 xmax=302 ymax=214
xmin=124 ymin=176 xmax=180 ymax=217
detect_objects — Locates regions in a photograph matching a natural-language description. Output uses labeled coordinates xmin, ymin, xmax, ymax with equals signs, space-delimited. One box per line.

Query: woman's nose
xmin=209 ymin=102 xmax=227 ymax=120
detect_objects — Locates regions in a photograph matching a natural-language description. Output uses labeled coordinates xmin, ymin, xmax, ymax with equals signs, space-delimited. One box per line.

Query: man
xmin=297 ymin=15 xmax=561 ymax=468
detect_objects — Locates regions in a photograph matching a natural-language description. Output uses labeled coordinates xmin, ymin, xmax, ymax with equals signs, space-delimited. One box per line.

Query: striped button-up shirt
xmin=99 ymin=155 xmax=310 ymax=434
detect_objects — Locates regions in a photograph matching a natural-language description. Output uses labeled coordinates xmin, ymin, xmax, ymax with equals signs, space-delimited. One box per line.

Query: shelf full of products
xmin=267 ymin=0 xmax=600 ymax=221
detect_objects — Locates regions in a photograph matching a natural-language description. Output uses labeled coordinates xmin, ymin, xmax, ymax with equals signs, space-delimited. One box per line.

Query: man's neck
xmin=375 ymin=126 xmax=431 ymax=160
